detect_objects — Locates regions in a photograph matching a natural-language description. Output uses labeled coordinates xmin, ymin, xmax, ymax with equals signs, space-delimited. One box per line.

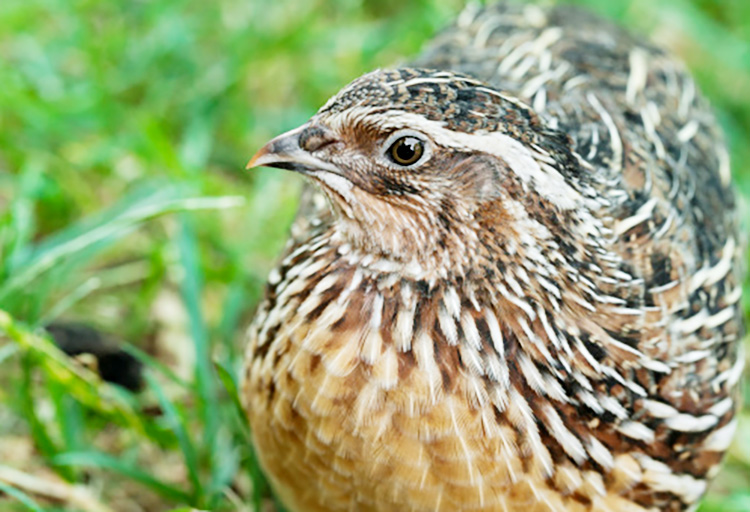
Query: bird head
xmin=249 ymin=68 xmax=600 ymax=277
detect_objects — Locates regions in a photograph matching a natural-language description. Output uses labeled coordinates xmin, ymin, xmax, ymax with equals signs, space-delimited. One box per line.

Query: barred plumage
xmin=242 ymin=3 xmax=744 ymax=511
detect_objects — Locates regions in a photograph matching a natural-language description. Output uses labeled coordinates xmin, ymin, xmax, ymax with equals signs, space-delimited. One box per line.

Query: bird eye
xmin=388 ymin=136 xmax=425 ymax=166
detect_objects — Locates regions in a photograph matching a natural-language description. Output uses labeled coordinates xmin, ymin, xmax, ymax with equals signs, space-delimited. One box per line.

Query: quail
xmin=242 ymin=3 xmax=744 ymax=511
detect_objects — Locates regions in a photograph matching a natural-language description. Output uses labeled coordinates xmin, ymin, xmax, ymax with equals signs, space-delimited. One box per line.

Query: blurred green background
xmin=0 ymin=0 xmax=748 ymax=510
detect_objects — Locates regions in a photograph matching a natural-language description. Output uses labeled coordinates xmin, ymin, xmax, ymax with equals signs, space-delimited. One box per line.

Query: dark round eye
xmin=388 ymin=136 xmax=424 ymax=166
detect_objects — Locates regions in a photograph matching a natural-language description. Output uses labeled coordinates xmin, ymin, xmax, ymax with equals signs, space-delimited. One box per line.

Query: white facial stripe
xmin=309 ymin=170 xmax=354 ymax=199
xmin=323 ymin=107 xmax=583 ymax=210
xmin=379 ymin=112 xmax=583 ymax=210
xmin=392 ymin=77 xmax=453 ymax=87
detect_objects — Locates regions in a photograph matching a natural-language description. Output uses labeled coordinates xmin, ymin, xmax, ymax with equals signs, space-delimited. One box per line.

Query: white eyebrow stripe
xmin=321 ymin=106 xmax=584 ymax=210
xmin=377 ymin=111 xmax=583 ymax=210
xmin=392 ymin=77 xmax=454 ymax=87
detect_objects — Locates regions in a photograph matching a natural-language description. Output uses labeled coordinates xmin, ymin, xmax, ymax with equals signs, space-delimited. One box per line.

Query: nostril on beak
xmin=299 ymin=125 xmax=338 ymax=153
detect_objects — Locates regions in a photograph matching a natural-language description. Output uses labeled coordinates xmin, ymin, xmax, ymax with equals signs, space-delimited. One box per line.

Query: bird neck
xmin=325 ymin=190 xmax=651 ymax=373
xmin=330 ymin=199 xmax=484 ymax=281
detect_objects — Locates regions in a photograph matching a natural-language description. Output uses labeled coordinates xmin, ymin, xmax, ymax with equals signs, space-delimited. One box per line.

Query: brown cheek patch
xmin=339 ymin=120 xmax=387 ymax=155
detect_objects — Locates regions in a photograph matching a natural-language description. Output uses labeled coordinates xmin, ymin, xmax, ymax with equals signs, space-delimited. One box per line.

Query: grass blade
xmin=0 ymin=192 xmax=243 ymax=304
xmin=123 ymin=344 xmax=190 ymax=389
xmin=38 ymin=276 xmax=101 ymax=325
xmin=0 ymin=481 xmax=44 ymax=512
xmin=0 ymin=311 xmax=147 ymax=436
xmin=175 ymin=215 xmax=219 ymax=454
xmin=215 ymin=362 xmax=266 ymax=511
xmin=144 ymin=372 xmax=202 ymax=502
xmin=53 ymin=451 xmax=191 ymax=504
xmin=19 ymin=354 xmax=70 ymax=479
xmin=0 ymin=343 xmax=18 ymax=365
xmin=214 ymin=361 xmax=250 ymax=437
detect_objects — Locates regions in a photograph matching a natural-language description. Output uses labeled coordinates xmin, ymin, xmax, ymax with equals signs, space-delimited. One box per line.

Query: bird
xmin=242 ymin=3 xmax=744 ymax=511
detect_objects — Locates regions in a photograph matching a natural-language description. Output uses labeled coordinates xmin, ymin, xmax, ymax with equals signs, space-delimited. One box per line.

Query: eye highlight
xmin=388 ymin=136 xmax=425 ymax=166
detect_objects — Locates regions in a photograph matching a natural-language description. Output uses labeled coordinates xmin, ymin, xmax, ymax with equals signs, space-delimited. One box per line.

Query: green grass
xmin=0 ymin=0 xmax=748 ymax=510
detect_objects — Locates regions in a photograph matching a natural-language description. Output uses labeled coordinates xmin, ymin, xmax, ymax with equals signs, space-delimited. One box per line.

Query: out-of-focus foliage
xmin=0 ymin=0 xmax=747 ymax=510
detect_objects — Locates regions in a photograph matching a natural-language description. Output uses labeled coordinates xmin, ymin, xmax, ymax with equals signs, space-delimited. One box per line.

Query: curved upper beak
xmin=246 ymin=123 xmax=340 ymax=175
xmin=247 ymin=124 xmax=308 ymax=171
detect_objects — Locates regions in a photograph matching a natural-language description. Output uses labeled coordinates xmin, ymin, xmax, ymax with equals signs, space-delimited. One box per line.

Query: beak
xmin=247 ymin=123 xmax=307 ymax=171
xmin=246 ymin=123 xmax=340 ymax=175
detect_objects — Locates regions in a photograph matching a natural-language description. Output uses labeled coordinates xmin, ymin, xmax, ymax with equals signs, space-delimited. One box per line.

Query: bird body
xmin=243 ymin=4 xmax=743 ymax=511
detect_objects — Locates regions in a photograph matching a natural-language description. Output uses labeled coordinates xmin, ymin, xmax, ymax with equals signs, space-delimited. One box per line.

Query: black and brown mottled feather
xmin=243 ymin=4 xmax=743 ymax=511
